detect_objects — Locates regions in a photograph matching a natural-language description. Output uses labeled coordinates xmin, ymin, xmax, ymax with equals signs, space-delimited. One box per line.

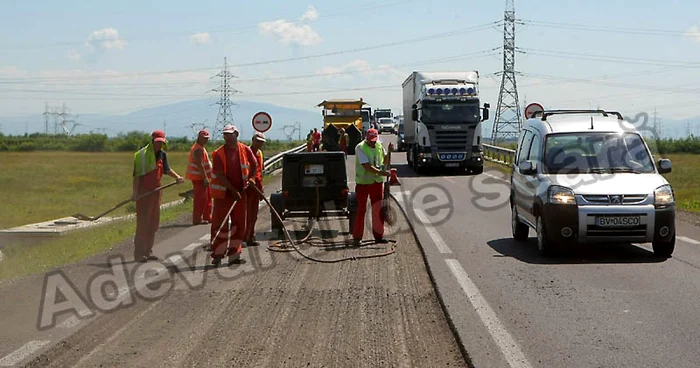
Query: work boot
xmin=352 ymin=238 xmax=362 ymax=247
xmin=211 ymin=257 xmax=222 ymax=267
xmin=374 ymin=238 xmax=389 ymax=244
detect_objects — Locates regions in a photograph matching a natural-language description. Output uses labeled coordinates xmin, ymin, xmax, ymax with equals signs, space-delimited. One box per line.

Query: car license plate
xmin=445 ymin=163 xmax=459 ymax=167
xmin=596 ymin=216 xmax=640 ymax=227
xmin=305 ymin=164 xmax=324 ymax=175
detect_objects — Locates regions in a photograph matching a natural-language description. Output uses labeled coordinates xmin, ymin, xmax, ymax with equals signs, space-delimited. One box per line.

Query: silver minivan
xmin=509 ymin=110 xmax=676 ymax=258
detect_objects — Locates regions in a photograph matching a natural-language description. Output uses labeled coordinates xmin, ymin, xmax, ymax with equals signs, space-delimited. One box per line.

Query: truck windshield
xmin=375 ymin=111 xmax=391 ymax=119
xmin=543 ymin=132 xmax=655 ymax=174
xmin=361 ymin=111 xmax=370 ymax=122
xmin=422 ymin=102 xmax=480 ymax=123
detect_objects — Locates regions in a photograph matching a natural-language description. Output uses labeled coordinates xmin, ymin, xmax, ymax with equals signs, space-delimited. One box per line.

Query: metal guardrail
xmin=262 ymin=143 xmax=307 ymax=175
xmin=482 ymin=143 xmax=516 ymax=166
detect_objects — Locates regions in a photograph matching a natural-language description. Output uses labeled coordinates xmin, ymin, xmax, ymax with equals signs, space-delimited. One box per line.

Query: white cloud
xmin=258 ymin=19 xmax=322 ymax=46
xmin=685 ymin=25 xmax=700 ymax=43
xmin=85 ymin=28 xmax=127 ymax=51
xmin=68 ymin=50 xmax=81 ymax=61
xmin=300 ymin=6 xmax=319 ymax=21
xmin=317 ymin=59 xmax=404 ymax=82
xmin=190 ymin=32 xmax=212 ymax=45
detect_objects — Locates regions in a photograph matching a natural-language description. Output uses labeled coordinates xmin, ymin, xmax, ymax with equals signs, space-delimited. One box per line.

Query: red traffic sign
xmin=524 ymin=103 xmax=544 ymax=119
xmin=252 ymin=111 xmax=272 ymax=133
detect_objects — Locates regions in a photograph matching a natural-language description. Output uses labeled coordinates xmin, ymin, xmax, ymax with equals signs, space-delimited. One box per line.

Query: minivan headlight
xmin=548 ymin=185 xmax=575 ymax=205
xmin=654 ymin=185 xmax=674 ymax=206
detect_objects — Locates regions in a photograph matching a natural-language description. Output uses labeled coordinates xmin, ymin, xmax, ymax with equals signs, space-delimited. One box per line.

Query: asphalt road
xmin=380 ymin=133 xmax=700 ymax=368
xmin=0 ymin=161 xmax=466 ymax=367
xmin=4 ymin=136 xmax=700 ymax=368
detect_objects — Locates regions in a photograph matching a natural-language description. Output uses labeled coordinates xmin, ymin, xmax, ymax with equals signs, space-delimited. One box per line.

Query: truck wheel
xmin=652 ymin=233 xmax=675 ymax=258
xmin=472 ymin=166 xmax=484 ymax=175
xmin=347 ymin=192 xmax=358 ymax=234
xmin=270 ymin=194 xmax=285 ymax=232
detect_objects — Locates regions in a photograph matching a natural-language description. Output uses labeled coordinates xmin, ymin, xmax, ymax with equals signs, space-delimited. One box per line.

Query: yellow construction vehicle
xmin=317 ymin=98 xmax=366 ymax=155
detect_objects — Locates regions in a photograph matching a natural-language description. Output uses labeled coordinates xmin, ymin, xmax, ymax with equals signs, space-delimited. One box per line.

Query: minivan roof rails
xmin=530 ymin=109 xmax=623 ymax=121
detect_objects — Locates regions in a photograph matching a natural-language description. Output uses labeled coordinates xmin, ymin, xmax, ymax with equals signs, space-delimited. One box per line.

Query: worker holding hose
xmin=352 ymin=128 xmax=393 ymax=247
xmin=132 ymin=130 xmax=184 ymax=263
xmin=244 ymin=132 xmax=266 ymax=247
xmin=210 ymin=124 xmax=258 ymax=266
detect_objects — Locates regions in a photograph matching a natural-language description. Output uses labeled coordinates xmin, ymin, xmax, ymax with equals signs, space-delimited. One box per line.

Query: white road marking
xmin=484 ymin=172 xmax=509 ymax=183
xmin=442 ymin=177 xmax=456 ymax=183
xmin=183 ymin=242 xmax=201 ymax=252
xmin=677 ymin=236 xmax=700 ymax=245
xmin=414 ymin=209 xmax=452 ymax=254
xmin=0 ymin=340 xmax=51 ymax=367
xmin=446 ymin=259 xmax=533 ymax=368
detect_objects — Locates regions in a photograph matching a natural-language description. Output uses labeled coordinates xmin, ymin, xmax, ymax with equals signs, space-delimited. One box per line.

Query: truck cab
xmin=402 ymin=71 xmax=490 ymax=174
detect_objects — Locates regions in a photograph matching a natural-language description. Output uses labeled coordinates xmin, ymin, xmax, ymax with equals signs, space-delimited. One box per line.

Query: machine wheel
xmin=511 ymin=203 xmax=529 ymax=242
xmin=652 ymin=232 xmax=675 ymax=258
xmin=347 ymin=192 xmax=358 ymax=234
xmin=270 ymin=193 xmax=285 ymax=232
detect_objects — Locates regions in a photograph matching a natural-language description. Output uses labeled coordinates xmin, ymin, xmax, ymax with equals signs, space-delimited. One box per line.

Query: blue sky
xmin=1 ymin=0 xmax=700 ymax=131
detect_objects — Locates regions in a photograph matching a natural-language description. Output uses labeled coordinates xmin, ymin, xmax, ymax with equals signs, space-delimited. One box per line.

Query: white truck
xmin=402 ymin=71 xmax=490 ymax=174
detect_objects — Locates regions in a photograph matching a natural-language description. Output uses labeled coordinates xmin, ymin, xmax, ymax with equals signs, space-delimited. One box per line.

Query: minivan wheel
xmin=536 ymin=216 xmax=555 ymax=256
xmin=652 ymin=233 xmax=675 ymax=259
xmin=511 ymin=204 xmax=529 ymax=242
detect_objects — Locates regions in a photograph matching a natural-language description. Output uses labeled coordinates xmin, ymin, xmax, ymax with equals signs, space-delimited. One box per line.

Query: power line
xmin=518 ymin=19 xmax=692 ymax=37
xmin=517 ymin=47 xmax=700 ymax=69
xmin=0 ymin=0 xmax=417 ymax=52
xmin=0 ymin=22 xmax=499 ymax=85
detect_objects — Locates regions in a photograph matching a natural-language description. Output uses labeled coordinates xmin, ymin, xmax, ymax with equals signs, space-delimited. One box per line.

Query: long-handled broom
xmin=381 ymin=144 xmax=396 ymax=226
xmin=72 ymin=181 xmax=179 ymax=221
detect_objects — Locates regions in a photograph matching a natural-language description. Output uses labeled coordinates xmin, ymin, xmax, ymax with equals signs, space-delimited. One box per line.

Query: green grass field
xmin=0 ymin=151 xmax=192 ymax=230
xmin=0 ymin=145 xmax=294 ymax=230
xmin=0 ymin=145 xmax=294 ymax=281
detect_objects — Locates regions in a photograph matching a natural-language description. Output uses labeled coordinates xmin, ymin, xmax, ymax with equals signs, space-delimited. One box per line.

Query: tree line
xmin=0 ymin=132 xmax=302 ymax=153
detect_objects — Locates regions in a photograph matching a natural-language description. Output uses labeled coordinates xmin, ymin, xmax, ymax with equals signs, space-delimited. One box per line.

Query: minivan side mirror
xmin=518 ymin=160 xmax=537 ymax=175
xmin=411 ymin=107 xmax=418 ymax=121
xmin=658 ymin=159 xmax=672 ymax=174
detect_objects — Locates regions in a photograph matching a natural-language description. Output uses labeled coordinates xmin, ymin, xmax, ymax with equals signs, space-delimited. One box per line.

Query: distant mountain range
xmin=1 ymin=99 xmax=698 ymax=140
xmin=0 ymin=99 xmax=324 ymax=141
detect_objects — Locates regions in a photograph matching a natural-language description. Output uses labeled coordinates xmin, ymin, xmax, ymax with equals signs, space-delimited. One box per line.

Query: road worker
xmin=245 ymin=132 xmax=266 ymax=247
xmin=132 ymin=130 xmax=184 ymax=262
xmin=186 ymin=129 xmax=212 ymax=225
xmin=306 ymin=130 xmax=313 ymax=152
xmin=312 ymin=128 xmax=322 ymax=151
xmin=352 ymin=128 xmax=393 ymax=247
xmin=209 ymin=124 xmax=258 ymax=266
xmin=338 ymin=127 xmax=349 ymax=156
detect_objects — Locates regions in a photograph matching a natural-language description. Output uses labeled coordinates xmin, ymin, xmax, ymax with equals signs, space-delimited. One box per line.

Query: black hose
xmin=255 ymin=184 xmax=396 ymax=263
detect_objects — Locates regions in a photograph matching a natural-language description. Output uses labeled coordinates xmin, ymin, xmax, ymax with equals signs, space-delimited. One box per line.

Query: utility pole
xmin=211 ymin=57 xmax=238 ymax=141
xmin=491 ymin=0 xmax=522 ymax=144
xmin=163 ymin=119 xmax=167 ymax=133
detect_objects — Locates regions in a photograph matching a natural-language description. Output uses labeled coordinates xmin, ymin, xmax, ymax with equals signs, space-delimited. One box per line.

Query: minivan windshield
xmin=543 ymin=132 xmax=655 ymax=174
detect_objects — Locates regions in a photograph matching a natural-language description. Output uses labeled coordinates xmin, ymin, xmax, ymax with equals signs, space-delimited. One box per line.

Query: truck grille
xmin=581 ymin=194 xmax=648 ymax=205
xmin=434 ymin=131 xmax=468 ymax=150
